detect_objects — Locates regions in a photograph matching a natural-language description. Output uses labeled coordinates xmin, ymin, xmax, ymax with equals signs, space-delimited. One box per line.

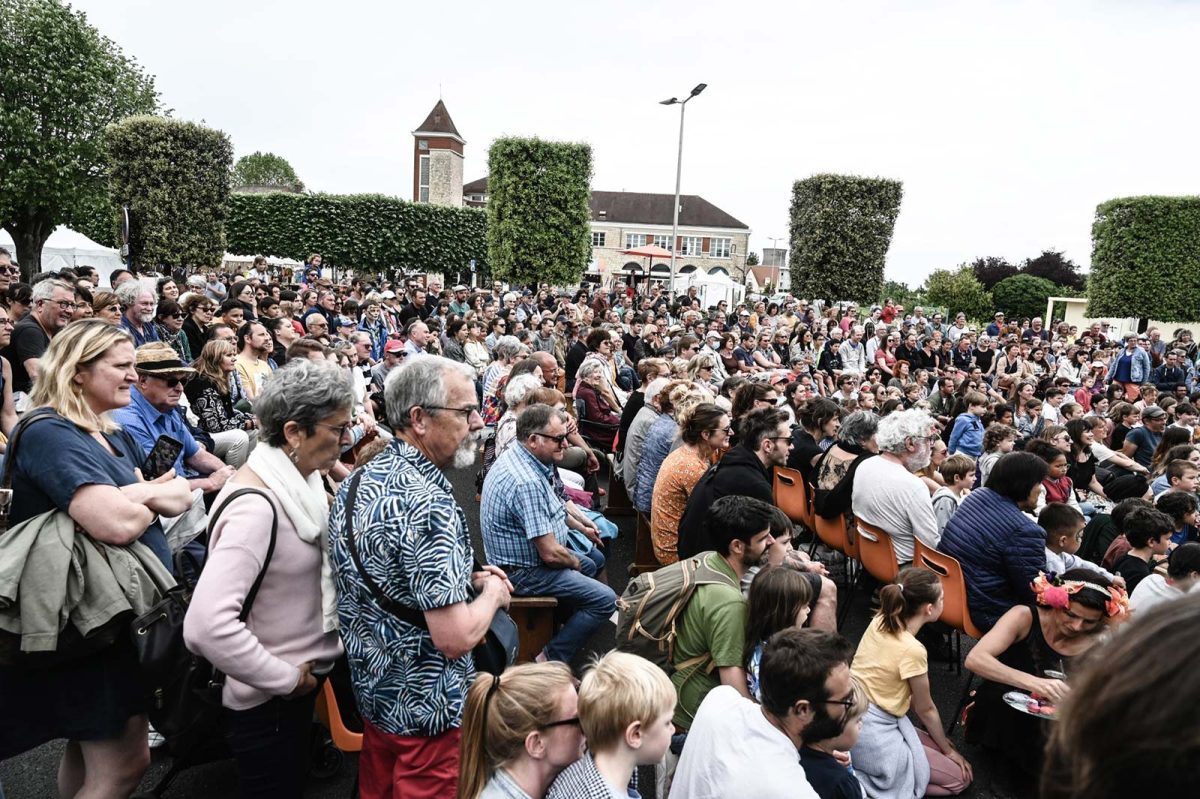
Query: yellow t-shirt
xmin=851 ymin=619 xmax=927 ymax=717
xmin=236 ymin=355 xmax=273 ymax=400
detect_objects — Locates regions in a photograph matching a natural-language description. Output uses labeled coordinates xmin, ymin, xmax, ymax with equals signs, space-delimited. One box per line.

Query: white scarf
xmin=247 ymin=444 xmax=339 ymax=633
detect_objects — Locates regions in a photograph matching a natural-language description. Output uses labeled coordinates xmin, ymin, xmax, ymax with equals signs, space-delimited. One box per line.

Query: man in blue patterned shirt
xmin=329 ymin=355 xmax=511 ymax=799
xmin=481 ymin=403 xmax=617 ymax=663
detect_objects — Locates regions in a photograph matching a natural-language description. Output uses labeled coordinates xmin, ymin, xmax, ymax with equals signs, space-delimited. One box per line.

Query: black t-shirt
xmin=4 ymin=315 xmax=49 ymax=394
xmin=798 ymin=747 xmax=864 ymax=799
xmin=1113 ymin=553 xmax=1154 ymax=594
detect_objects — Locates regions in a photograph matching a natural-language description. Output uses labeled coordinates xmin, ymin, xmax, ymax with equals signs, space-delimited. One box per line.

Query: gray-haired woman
xmin=184 ymin=359 xmax=352 ymax=799
xmin=812 ymin=410 xmax=880 ymax=520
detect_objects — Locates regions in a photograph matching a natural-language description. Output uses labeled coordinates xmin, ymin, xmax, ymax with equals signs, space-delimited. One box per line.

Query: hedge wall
xmin=487 ymin=137 xmax=593 ymax=286
xmin=226 ymin=192 xmax=488 ymax=275
xmin=790 ymin=174 xmax=903 ymax=303
xmin=105 ymin=116 xmax=232 ymax=270
xmin=1090 ymin=196 xmax=1200 ymax=321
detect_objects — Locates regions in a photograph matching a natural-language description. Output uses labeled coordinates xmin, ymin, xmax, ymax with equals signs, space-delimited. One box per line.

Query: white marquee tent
xmin=0 ymin=226 xmax=124 ymax=280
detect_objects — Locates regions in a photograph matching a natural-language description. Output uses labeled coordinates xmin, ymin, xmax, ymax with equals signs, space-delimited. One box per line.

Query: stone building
xmin=412 ymin=100 xmax=464 ymax=207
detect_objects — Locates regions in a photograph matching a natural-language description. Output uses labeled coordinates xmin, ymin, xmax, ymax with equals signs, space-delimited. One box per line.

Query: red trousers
xmin=358 ymin=720 xmax=461 ymax=799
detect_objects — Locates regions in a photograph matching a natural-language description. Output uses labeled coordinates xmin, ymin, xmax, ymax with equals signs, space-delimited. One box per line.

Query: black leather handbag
xmin=130 ymin=488 xmax=277 ymax=753
xmin=343 ymin=470 xmax=517 ymax=675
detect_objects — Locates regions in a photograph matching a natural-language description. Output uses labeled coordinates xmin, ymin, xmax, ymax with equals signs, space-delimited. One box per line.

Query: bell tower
xmin=412 ymin=100 xmax=464 ymax=207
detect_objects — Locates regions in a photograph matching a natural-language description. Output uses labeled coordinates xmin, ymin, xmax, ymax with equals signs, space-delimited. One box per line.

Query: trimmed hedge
xmin=992 ymin=274 xmax=1057 ymax=323
xmin=1090 ymin=196 xmax=1200 ymax=321
xmin=789 ymin=174 xmax=903 ymax=303
xmin=487 ymin=137 xmax=593 ymax=286
xmin=105 ymin=116 xmax=232 ymax=270
xmin=226 ymin=192 xmax=487 ymax=275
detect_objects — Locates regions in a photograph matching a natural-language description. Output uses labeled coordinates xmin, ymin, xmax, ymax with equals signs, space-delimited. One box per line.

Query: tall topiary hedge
xmin=1090 ymin=196 xmax=1200 ymax=321
xmin=992 ymin=274 xmax=1058 ymax=323
xmin=789 ymin=174 xmax=903 ymax=303
xmin=105 ymin=116 xmax=232 ymax=271
xmin=487 ymin=137 xmax=592 ymax=286
xmin=225 ymin=192 xmax=487 ymax=275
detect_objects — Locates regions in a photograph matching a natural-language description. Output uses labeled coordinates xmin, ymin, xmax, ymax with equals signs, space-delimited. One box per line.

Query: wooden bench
xmin=509 ymin=596 xmax=559 ymax=663
xmin=629 ymin=510 xmax=659 ymax=577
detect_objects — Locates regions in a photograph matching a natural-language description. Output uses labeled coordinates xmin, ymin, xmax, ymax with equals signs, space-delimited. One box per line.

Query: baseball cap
xmin=336 ymin=316 xmax=355 ymax=327
xmin=384 ymin=339 xmax=404 ymax=354
xmin=1143 ymin=406 xmax=1167 ymax=420
xmin=381 ymin=290 xmax=396 ymax=299
xmin=453 ymin=285 xmax=467 ymax=292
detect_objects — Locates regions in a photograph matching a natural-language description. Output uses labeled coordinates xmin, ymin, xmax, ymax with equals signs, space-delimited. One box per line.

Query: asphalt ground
xmin=0 ymin=461 xmax=1031 ymax=799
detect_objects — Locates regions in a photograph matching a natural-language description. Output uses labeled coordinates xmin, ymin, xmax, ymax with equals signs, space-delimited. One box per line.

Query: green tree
xmin=486 ymin=137 xmax=592 ymax=286
xmin=745 ymin=251 xmax=760 ymax=266
xmin=1090 ymin=196 xmax=1200 ymax=321
xmin=1021 ymin=249 xmax=1085 ymax=291
xmin=0 ymin=0 xmax=158 ymax=279
xmin=991 ymin=274 xmax=1057 ymax=322
xmin=923 ymin=265 xmax=993 ymax=323
xmin=231 ymin=151 xmax=304 ymax=192
xmin=789 ymin=174 xmax=903 ymax=303
xmin=105 ymin=116 xmax=233 ymax=271
xmin=878 ymin=279 xmax=926 ymax=309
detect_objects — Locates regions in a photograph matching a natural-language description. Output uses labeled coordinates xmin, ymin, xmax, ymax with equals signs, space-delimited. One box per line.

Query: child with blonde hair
xmin=546 ymin=651 xmax=676 ymax=799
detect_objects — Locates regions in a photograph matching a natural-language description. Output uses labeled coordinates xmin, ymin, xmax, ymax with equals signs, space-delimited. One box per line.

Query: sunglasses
xmin=148 ymin=374 xmax=191 ymax=388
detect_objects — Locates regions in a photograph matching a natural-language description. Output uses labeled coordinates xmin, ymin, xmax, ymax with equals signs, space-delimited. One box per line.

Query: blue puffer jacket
xmin=938 ymin=487 xmax=1045 ymax=632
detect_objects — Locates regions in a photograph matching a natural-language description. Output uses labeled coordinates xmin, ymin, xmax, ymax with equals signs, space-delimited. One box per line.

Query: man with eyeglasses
xmin=329 ymin=355 xmax=510 ymax=798
xmin=670 ymin=628 xmax=853 ymax=799
xmin=481 ymin=403 xmax=616 ymax=664
xmin=112 ymin=343 xmax=235 ymax=495
xmin=2 ymin=279 xmax=76 ymax=406
xmin=851 ymin=407 xmax=942 ymax=565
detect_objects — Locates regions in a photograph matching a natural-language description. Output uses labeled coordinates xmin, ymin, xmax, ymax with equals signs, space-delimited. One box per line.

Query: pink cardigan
xmin=183 ymin=482 xmax=343 ymax=710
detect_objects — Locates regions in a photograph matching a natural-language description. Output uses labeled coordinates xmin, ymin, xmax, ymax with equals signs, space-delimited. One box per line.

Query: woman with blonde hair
xmin=0 ymin=319 xmax=192 ymax=794
xmin=458 ymin=662 xmax=583 ymax=799
xmin=185 ymin=338 xmax=258 ymax=467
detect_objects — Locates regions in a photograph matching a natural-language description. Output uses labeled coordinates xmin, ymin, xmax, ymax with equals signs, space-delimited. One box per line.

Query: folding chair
xmin=853 ymin=517 xmax=900 ymax=584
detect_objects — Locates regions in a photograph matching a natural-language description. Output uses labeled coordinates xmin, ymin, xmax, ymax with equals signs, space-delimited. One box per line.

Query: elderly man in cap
xmin=371 ymin=339 xmax=408 ymax=390
xmin=112 ymin=342 xmax=236 ymax=492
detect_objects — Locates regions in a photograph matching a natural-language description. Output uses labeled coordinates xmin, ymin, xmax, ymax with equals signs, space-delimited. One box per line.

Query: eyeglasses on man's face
xmin=532 ymin=431 xmax=570 ymax=447
xmin=422 ymin=404 xmax=480 ymax=421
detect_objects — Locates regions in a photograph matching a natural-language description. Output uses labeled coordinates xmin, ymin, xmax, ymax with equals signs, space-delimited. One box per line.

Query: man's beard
xmin=451 ymin=429 xmax=482 ymax=469
xmin=907 ymin=445 xmax=932 ymax=473
xmin=138 ymin=312 xmax=155 ymax=324
xmin=801 ymin=698 xmax=848 ymax=745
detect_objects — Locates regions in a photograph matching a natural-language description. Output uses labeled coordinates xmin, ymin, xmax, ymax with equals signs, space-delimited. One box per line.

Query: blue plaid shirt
xmin=328 ymin=439 xmax=476 ymax=737
xmin=480 ymin=443 xmax=569 ymax=568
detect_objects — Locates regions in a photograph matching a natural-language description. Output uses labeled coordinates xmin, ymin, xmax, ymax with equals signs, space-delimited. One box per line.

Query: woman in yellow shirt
xmin=850 ymin=568 xmax=973 ymax=798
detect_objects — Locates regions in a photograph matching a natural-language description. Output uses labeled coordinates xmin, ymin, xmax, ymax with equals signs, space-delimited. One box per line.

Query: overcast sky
xmin=73 ymin=0 xmax=1199 ymax=287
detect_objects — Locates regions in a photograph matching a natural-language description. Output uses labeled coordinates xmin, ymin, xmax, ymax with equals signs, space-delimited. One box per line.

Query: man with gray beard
xmin=481 ymin=403 xmax=617 ymax=663
xmin=328 ymin=355 xmax=511 ymax=797
xmin=850 ymin=407 xmax=942 ymax=565
xmin=115 ymin=280 xmax=160 ymax=346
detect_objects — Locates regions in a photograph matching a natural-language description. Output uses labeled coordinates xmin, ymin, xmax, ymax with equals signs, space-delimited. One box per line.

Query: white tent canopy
xmin=673 ymin=270 xmax=743 ymax=308
xmin=0 ymin=226 xmax=125 ymax=282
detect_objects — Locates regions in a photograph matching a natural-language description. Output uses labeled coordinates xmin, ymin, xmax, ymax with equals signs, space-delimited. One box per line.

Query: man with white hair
xmin=851 ymin=408 xmax=942 ymax=564
xmin=116 ymin=280 xmax=160 ymax=346
xmin=2 ymin=278 xmax=76 ymax=403
xmin=329 ymin=355 xmax=510 ymax=797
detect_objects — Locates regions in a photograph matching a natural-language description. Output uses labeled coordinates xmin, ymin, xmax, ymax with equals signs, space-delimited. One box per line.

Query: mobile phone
xmin=143 ymin=434 xmax=184 ymax=480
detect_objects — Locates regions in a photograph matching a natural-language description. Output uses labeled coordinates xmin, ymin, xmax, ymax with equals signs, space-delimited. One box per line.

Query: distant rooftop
xmin=413 ymin=100 xmax=464 ymax=143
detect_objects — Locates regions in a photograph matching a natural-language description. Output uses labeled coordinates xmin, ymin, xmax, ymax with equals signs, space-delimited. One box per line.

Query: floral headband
xmin=1031 ymin=572 xmax=1128 ymax=619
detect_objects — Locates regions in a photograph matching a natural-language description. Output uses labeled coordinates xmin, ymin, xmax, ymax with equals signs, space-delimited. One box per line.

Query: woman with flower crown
xmin=962 ymin=569 xmax=1129 ymax=789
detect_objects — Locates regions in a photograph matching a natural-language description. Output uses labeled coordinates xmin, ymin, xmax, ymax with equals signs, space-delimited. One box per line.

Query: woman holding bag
xmin=184 ymin=359 xmax=353 ymax=798
xmin=0 ymin=319 xmax=192 ymax=795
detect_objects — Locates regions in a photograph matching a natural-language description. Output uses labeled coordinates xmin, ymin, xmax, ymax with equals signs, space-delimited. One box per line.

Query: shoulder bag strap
xmin=206 ymin=487 xmax=278 ymax=622
xmin=0 ymin=407 xmax=60 ymax=491
xmin=343 ymin=469 xmax=429 ymax=630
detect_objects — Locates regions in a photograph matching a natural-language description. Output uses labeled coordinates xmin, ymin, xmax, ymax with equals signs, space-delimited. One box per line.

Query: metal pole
xmin=669 ymin=101 xmax=686 ymax=293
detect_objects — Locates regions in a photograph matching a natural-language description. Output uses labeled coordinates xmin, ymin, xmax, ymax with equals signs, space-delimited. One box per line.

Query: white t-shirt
xmin=669 ymin=686 xmax=819 ymax=799
xmin=1129 ymin=574 xmax=1187 ymax=613
xmin=851 ymin=455 xmax=941 ymax=562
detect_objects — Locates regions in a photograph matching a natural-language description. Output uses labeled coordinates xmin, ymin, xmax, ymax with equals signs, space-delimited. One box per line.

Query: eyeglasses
xmin=422 ymin=405 xmax=480 ymax=420
xmin=315 ymin=421 xmax=354 ymax=438
xmin=532 ymin=431 xmax=570 ymax=446
xmin=0 ymin=267 xmax=20 ymax=275
xmin=42 ymin=299 xmax=75 ymax=311
xmin=708 ymin=426 xmax=733 ymax=435
xmin=148 ymin=374 xmax=192 ymax=388
xmin=539 ymin=717 xmax=581 ymax=730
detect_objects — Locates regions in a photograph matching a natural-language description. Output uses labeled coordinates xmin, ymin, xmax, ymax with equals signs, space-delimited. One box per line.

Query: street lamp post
xmin=767 ymin=236 xmax=785 ymax=290
xmin=660 ymin=83 xmax=706 ymax=294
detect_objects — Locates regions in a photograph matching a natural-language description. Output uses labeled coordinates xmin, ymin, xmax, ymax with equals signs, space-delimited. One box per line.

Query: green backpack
xmin=614 ymin=552 xmax=738 ymax=676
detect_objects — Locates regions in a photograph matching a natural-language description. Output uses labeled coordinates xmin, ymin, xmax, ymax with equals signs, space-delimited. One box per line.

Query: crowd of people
xmin=0 ymin=244 xmax=1198 ymax=799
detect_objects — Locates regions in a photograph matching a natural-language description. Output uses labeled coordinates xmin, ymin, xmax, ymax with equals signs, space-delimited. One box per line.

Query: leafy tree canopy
xmin=923 ymin=265 xmax=993 ymax=323
xmin=970 ymin=256 xmax=1019 ymax=289
xmin=231 ymin=151 xmax=304 ymax=192
xmin=991 ymin=274 xmax=1057 ymax=322
xmin=1021 ymin=249 xmax=1085 ymax=291
xmin=0 ymin=0 xmax=158 ymax=278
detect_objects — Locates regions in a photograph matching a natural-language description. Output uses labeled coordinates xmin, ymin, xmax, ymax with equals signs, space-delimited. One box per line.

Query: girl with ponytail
xmin=458 ymin=662 xmax=582 ymax=799
xmin=849 ymin=568 xmax=973 ymax=798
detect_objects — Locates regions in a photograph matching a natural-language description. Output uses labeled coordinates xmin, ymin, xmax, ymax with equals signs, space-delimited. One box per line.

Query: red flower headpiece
xmin=1031 ymin=572 xmax=1128 ymax=618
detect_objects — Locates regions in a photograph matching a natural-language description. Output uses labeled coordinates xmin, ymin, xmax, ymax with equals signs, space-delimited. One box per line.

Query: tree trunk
xmin=8 ymin=210 xmax=54 ymax=284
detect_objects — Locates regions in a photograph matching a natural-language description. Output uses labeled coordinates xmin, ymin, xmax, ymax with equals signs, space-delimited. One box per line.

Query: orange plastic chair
xmin=853 ymin=517 xmax=900 ymax=583
xmin=912 ymin=539 xmax=985 ymax=639
xmin=316 ymin=679 xmax=362 ymax=753
xmin=773 ymin=467 xmax=813 ymax=532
